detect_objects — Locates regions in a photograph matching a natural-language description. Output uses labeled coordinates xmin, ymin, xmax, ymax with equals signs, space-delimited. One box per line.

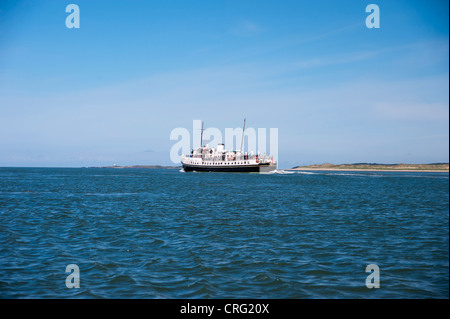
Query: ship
xmin=181 ymin=119 xmax=277 ymax=173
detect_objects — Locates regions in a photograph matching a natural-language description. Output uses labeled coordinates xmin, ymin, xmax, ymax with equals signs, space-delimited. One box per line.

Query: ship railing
xmin=187 ymin=151 xmax=272 ymax=162
xmin=199 ymin=154 xmax=272 ymax=162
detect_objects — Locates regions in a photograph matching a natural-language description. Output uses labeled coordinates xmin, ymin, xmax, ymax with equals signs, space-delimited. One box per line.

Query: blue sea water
xmin=0 ymin=167 xmax=448 ymax=299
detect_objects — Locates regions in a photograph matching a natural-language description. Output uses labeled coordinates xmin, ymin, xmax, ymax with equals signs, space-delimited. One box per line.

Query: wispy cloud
xmin=373 ymin=102 xmax=449 ymax=121
xmin=292 ymin=39 xmax=448 ymax=71
xmin=293 ymin=51 xmax=379 ymax=69
xmin=230 ymin=20 xmax=262 ymax=37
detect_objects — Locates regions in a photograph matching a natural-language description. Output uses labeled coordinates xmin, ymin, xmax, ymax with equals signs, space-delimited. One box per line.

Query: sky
xmin=0 ymin=0 xmax=448 ymax=168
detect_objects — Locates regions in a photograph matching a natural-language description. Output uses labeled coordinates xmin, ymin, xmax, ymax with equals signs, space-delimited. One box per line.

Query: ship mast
xmin=200 ymin=121 xmax=204 ymax=148
xmin=240 ymin=118 xmax=246 ymax=153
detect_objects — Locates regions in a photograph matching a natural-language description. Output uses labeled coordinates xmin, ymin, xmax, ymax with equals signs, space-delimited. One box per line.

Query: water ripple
xmin=0 ymin=168 xmax=448 ymax=298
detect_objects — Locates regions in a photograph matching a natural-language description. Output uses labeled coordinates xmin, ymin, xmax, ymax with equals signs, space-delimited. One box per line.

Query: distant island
xmin=89 ymin=165 xmax=181 ymax=169
xmin=290 ymin=163 xmax=449 ymax=172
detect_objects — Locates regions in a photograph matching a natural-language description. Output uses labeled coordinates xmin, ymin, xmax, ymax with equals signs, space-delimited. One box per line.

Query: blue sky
xmin=0 ymin=0 xmax=448 ymax=168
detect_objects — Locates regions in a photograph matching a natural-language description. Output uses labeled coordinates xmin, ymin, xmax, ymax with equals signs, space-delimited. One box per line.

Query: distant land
xmin=89 ymin=165 xmax=181 ymax=169
xmin=89 ymin=163 xmax=449 ymax=172
xmin=290 ymin=163 xmax=449 ymax=172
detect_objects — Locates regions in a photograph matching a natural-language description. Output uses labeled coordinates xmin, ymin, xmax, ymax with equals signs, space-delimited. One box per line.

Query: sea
xmin=0 ymin=167 xmax=448 ymax=299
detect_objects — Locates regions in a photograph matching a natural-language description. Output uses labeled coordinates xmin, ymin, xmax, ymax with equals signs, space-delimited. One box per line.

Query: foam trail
xmin=265 ymin=169 xmax=294 ymax=175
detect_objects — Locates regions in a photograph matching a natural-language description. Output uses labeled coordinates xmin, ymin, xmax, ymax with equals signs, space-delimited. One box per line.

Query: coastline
xmin=86 ymin=164 xmax=449 ymax=173
xmin=287 ymin=168 xmax=449 ymax=173
xmin=89 ymin=165 xmax=181 ymax=169
xmin=288 ymin=162 xmax=449 ymax=173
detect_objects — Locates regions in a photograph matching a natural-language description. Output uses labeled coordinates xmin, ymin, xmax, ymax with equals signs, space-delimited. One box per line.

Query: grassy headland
xmin=290 ymin=163 xmax=449 ymax=172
